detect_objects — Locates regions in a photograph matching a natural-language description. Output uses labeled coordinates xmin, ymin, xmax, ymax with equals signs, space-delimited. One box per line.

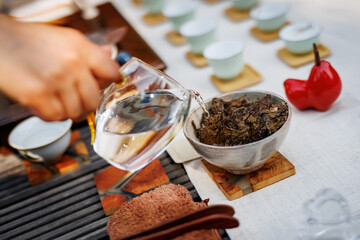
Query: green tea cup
xmin=250 ymin=3 xmax=290 ymax=32
xmin=163 ymin=0 xmax=196 ymax=32
xmin=142 ymin=0 xmax=165 ymax=15
xmin=279 ymin=22 xmax=322 ymax=55
xmin=180 ymin=19 xmax=216 ymax=55
xmin=204 ymin=40 xmax=245 ymax=80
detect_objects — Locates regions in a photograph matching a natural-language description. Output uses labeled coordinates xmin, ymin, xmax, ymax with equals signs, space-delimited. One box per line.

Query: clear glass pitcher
xmin=91 ymin=58 xmax=192 ymax=172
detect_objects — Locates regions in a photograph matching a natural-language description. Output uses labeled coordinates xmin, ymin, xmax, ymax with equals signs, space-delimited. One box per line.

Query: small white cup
xmin=204 ymin=40 xmax=245 ymax=80
xmin=163 ymin=0 xmax=196 ymax=32
xmin=142 ymin=0 xmax=165 ymax=15
xmin=180 ymin=19 xmax=216 ymax=55
xmin=279 ymin=22 xmax=322 ymax=55
xmin=250 ymin=3 xmax=290 ymax=32
xmin=232 ymin=0 xmax=259 ymax=11
xmin=8 ymin=117 xmax=73 ymax=163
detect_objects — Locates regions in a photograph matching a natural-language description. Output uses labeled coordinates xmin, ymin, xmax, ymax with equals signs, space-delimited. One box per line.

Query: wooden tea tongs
xmin=120 ymin=204 xmax=239 ymax=240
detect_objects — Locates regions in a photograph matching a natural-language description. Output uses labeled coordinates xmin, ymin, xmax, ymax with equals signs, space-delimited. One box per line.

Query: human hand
xmin=0 ymin=15 xmax=121 ymax=121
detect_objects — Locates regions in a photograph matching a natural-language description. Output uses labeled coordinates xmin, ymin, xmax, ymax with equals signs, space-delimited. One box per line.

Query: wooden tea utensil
xmin=120 ymin=204 xmax=239 ymax=240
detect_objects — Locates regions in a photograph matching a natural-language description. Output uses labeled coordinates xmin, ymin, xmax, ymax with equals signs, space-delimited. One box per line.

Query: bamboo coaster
xmin=203 ymin=0 xmax=223 ymax=3
xmin=277 ymin=44 xmax=331 ymax=68
xmin=201 ymin=152 xmax=295 ymax=201
xmin=250 ymin=21 xmax=290 ymax=42
xmin=186 ymin=51 xmax=208 ymax=68
xmin=166 ymin=31 xmax=186 ymax=46
xmin=211 ymin=64 xmax=262 ymax=93
xmin=143 ymin=13 xmax=167 ymax=26
xmin=225 ymin=7 xmax=250 ymax=22
xmin=132 ymin=0 xmax=142 ymax=6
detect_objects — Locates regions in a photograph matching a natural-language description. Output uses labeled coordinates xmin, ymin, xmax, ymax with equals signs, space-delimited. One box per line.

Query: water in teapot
xmin=92 ymin=57 xmax=210 ymax=173
xmin=94 ymin=89 xmax=190 ymax=172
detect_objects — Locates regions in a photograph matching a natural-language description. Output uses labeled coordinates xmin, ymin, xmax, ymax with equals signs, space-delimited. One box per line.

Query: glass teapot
xmin=91 ymin=58 xmax=192 ymax=172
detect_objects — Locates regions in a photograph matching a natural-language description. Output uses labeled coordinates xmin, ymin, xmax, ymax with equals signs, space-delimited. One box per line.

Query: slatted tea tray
xmin=0 ymin=125 xmax=230 ymax=240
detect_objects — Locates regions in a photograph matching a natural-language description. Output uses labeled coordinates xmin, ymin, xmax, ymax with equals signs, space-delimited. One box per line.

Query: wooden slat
xmin=55 ymin=216 xmax=110 ymax=240
xmin=0 ymin=174 xmax=27 ymax=187
xmin=166 ymin=168 xmax=186 ymax=179
xmin=0 ymin=180 xmax=30 ymax=197
xmin=0 ymin=159 xmax=107 ymax=208
xmin=163 ymin=163 xmax=183 ymax=175
xmin=0 ymin=175 xmax=95 ymax=222
xmin=10 ymin=205 xmax=103 ymax=240
xmin=0 ymin=188 xmax=98 ymax=234
xmin=189 ymin=188 xmax=200 ymax=200
xmin=77 ymin=226 xmax=109 ymax=240
xmin=35 ymin=210 xmax=105 ymax=240
xmin=171 ymin=174 xmax=191 ymax=185
xmin=0 ymin=195 xmax=100 ymax=239
xmin=182 ymin=182 xmax=196 ymax=191
xmin=159 ymin=153 xmax=172 ymax=166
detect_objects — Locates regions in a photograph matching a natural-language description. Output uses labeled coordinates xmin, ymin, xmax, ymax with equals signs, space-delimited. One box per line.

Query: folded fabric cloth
xmin=107 ymin=183 xmax=221 ymax=240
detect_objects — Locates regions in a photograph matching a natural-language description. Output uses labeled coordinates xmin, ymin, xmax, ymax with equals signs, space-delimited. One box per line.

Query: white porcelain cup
xmin=250 ymin=3 xmax=290 ymax=32
xmin=163 ymin=0 xmax=196 ymax=32
xmin=8 ymin=117 xmax=73 ymax=163
xmin=204 ymin=40 xmax=245 ymax=80
xmin=180 ymin=19 xmax=216 ymax=55
xmin=232 ymin=0 xmax=259 ymax=11
xmin=279 ymin=22 xmax=322 ymax=55
xmin=142 ymin=0 xmax=165 ymax=15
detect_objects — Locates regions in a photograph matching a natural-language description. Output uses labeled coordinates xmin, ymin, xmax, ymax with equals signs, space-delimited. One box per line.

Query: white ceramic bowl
xmin=204 ymin=40 xmax=245 ymax=80
xmin=179 ymin=19 xmax=216 ymax=55
xmin=183 ymin=91 xmax=291 ymax=175
xmin=8 ymin=117 xmax=72 ymax=163
xmin=163 ymin=0 xmax=196 ymax=32
xmin=279 ymin=22 xmax=322 ymax=55
xmin=250 ymin=3 xmax=290 ymax=32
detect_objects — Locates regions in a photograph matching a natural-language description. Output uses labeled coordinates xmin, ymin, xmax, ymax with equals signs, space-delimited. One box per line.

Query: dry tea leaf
xmin=194 ymin=94 xmax=288 ymax=146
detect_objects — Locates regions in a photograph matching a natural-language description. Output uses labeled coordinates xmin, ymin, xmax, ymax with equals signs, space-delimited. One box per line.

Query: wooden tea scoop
xmin=120 ymin=204 xmax=239 ymax=240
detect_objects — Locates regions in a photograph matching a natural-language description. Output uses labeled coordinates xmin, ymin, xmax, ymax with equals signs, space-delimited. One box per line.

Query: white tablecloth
xmin=113 ymin=0 xmax=360 ymax=239
xmin=10 ymin=0 xmax=360 ymax=239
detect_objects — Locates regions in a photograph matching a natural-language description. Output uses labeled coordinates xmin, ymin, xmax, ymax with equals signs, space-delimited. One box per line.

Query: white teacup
xmin=232 ymin=0 xmax=259 ymax=11
xmin=142 ymin=0 xmax=165 ymax=15
xmin=250 ymin=3 xmax=290 ymax=32
xmin=204 ymin=40 xmax=245 ymax=80
xmin=163 ymin=0 xmax=196 ymax=32
xmin=279 ymin=22 xmax=322 ymax=55
xmin=180 ymin=19 xmax=216 ymax=55
xmin=8 ymin=117 xmax=72 ymax=163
